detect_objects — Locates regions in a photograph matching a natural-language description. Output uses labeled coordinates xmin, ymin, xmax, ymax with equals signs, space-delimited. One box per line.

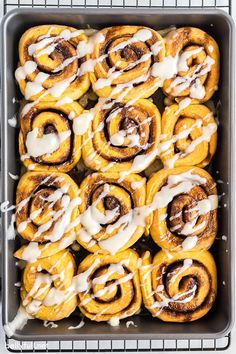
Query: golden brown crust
xmin=76 ymin=172 xmax=146 ymax=253
xmin=160 ymin=104 xmax=217 ymax=168
xmin=78 ymin=249 xmax=142 ymax=321
xmin=162 ymin=27 xmax=220 ymax=103
xmin=146 ymin=166 xmax=218 ymax=251
xmin=19 ymin=101 xmax=83 ymax=172
xmin=14 ymin=172 xmax=79 ymax=259
xmin=17 ymin=25 xmax=90 ymax=101
xmin=82 ymin=99 xmax=161 ymax=172
xmin=21 ymin=250 xmax=77 ymax=321
xmin=140 ymin=250 xmax=217 ymax=322
xmin=13 ymin=24 xmax=221 ymax=325
xmin=90 ymin=26 xmax=165 ymax=100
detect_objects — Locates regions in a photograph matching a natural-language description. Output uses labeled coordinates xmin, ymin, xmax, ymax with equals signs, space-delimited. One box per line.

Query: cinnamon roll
xmin=140 ymin=250 xmax=217 ymax=322
xmin=146 ymin=166 xmax=218 ymax=251
xmin=160 ymin=104 xmax=217 ymax=168
xmin=15 ymin=25 xmax=90 ymax=101
xmin=19 ymin=101 xmax=83 ymax=172
xmin=90 ymin=26 xmax=165 ymax=100
xmin=77 ymin=249 xmax=142 ymax=323
xmin=162 ymin=27 xmax=220 ymax=103
xmin=76 ymin=172 xmax=146 ymax=254
xmin=21 ymin=250 xmax=77 ymax=321
xmin=82 ymin=99 xmax=161 ymax=173
xmin=14 ymin=172 xmax=80 ymax=260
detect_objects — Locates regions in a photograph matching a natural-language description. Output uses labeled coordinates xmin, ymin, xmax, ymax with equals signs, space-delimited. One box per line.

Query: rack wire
xmin=4 ymin=334 xmax=232 ymax=352
xmin=2 ymin=0 xmax=232 ymax=352
xmin=3 ymin=0 xmax=232 ymax=15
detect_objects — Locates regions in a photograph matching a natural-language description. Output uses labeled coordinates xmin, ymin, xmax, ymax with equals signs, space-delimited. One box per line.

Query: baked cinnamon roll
xmin=161 ymin=27 xmax=220 ymax=103
xmin=15 ymin=25 xmax=91 ymax=101
xmin=160 ymin=104 xmax=217 ymax=168
xmin=146 ymin=167 xmax=218 ymax=251
xmin=76 ymin=172 xmax=146 ymax=254
xmin=82 ymin=99 xmax=161 ymax=173
xmin=21 ymin=250 xmax=77 ymax=321
xmin=14 ymin=172 xmax=80 ymax=260
xmin=90 ymin=26 xmax=165 ymax=100
xmin=77 ymin=249 xmax=142 ymax=323
xmin=19 ymin=101 xmax=83 ymax=172
xmin=140 ymin=250 xmax=217 ymax=322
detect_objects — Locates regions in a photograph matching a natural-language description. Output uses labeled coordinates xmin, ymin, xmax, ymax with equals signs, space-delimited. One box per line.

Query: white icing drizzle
xmin=151 ymin=54 xmax=178 ymax=82
xmin=68 ymin=319 xmax=85 ymax=330
xmin=73 ymin=111 xmax=94 ymax=136
xmin=177 ymin=47 xmax=203 ymax=72
xmin=4 ymin=306 xmax=33 ymax=338
xmin=1 ymin=201 xmax=16 ymax=213
xmin=8 ymin=172 xmax=19 ymax=180
xmin=5 ymin=177 xmax=81 ymax=259
xmin=16 ymin=25 xmax=215 ymax=130
xmin=8 ymin=115 xmax=17 ymax=128
xmin=21 ymin=242 xmax=42 ymax=263
xmin=14 ymin=282 xmax=21 ymax=287
xmin=170 ymin=259 xmax=193 ymax=283
xmin=25 ymin=127 xmax=71 ymax=157
xmin=175 ymin=97 xmax=192 ymax=115
xmin=118 ymin=150 xmax=157 ymax=182
xmin=92 ymin=260 xmax=128 ymax=285
xmin=73 ymin=258 xmax=100 ymax=293
xmin=76 ymin=32 xmax=105 ymax=58
xmin=208 ymin=45 xmax=214 ymax=53
xmin=49 ymin=73 xmax=78 ymax=98
xmin=182 ymin=236 xmax=198 ymax=251
xmin=25 ymin=72 xmax=50 ymax=99
xmin=126 ymin=320 xmax=138 ymax=328
xmin=75 ymin=170 xmax=217 ymax=254
xmin=37 ymin=26 xmax=56 ymax=41
xmin=20 ymin=257 xmax=135 ymax=324
xmin=28 ymin=29 xmax=84 ymax=57
xmin=15 ymin=61 xmax=37 ymax=81
xmin=55 ymin=97 xmax=73 ymax=106
xmin=159 ymin=112 xmax=217 ymax=169
xmin=78 ymin=184 xmax=119 ymax=241
xmin=15 ymin=28 xmax=103 ymax=105
xmin=168 ymin=55 xmax=215 ymax=99
xmin=10 ymin=30 xmax=219 ymax=302
xmin=108 ymin=317 xmax=120 ymax=327
xmin=131 ymin=178 xmax=146 ymax=190
xmin=110 ymin=131 xmax=126 ymax=146
xmin=149 ymin=284 xmax=197 ymax=312
xmin=43 ymin=320 xmax=58 ymax=328
xmin=151 ymin=39 xmax=164 ymax=55
xmin=184 ymin=122 xmax=217 ymax=154
xmin=35 ymin=196 xmax=81 ymax=242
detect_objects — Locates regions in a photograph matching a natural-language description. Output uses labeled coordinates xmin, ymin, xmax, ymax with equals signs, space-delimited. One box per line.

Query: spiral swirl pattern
xmin=76 ymin=172 xmax=146 ymax=254
xmin=16 ymin=25 xmax=90 ymax=101
xmin=162 ymin=27 xmax=220 ymax=103
xmin=21 ymin=250 xmax=77 ymax=321
xmin=90 ymin=26 xmax=165 ymax=100
xmin=140 ymin=250 xmax=217 ymax=322
xmin=146 ymin=166 xmax=218 ymax=251
xmin=14 ymin=172 xmax=80 ymax=259
xmin=82 ymin=99 xmax=161 ymax=172
xmin=160 ymin=104 xmax=217 ymax=168
xmin=77 ymin=249 xmax=141 ymax=322
xmin=19 ymin=101 xmax=83 ymax=172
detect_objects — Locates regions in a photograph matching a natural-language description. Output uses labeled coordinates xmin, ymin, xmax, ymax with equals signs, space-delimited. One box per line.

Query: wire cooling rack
xmin=2 ymin=0 xmax=232 ymax=352
xmin=3 ymin=0 xmax=232 ymax=14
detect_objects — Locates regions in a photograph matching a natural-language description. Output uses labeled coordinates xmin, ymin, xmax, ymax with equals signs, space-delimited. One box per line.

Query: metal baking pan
xmin=1 ymin=8 xmax=235 ymax=341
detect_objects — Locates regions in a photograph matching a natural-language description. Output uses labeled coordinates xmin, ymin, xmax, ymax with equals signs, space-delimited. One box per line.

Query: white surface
xmin=0 ymin=0 xmax=235 ymax=353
